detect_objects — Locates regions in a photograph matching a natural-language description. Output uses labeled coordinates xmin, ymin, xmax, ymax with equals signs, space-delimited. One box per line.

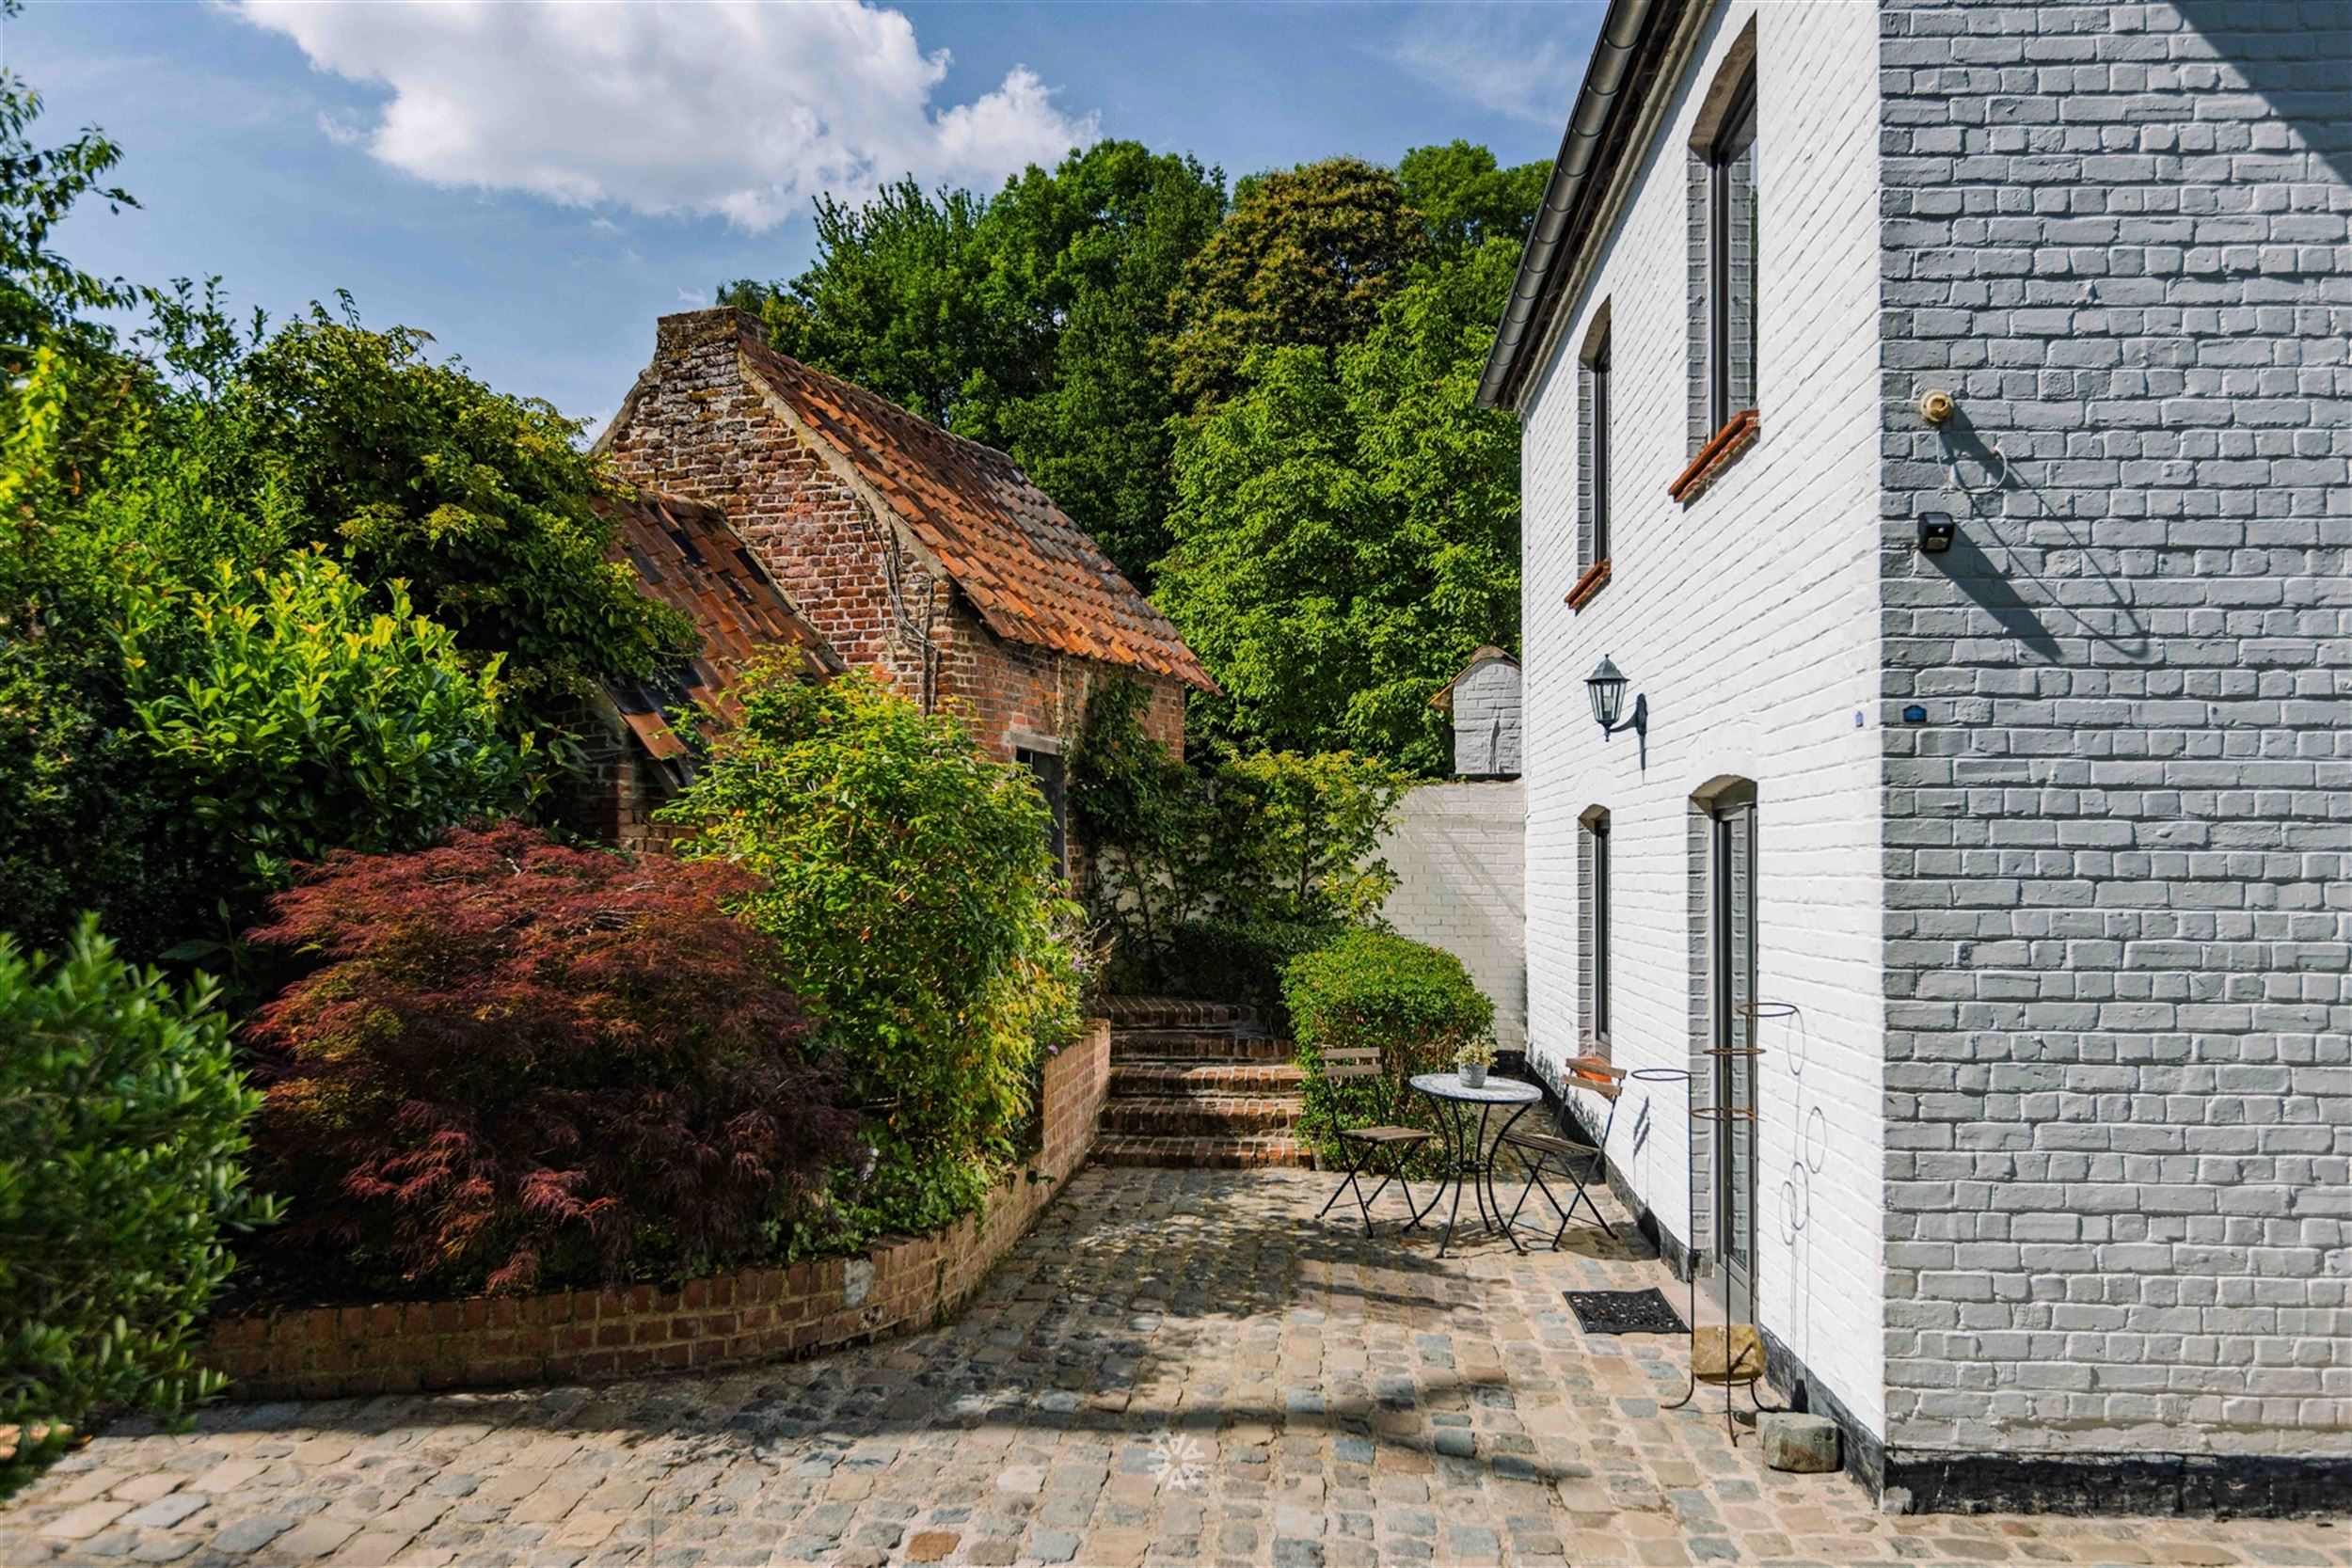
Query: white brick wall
xmin=1519 ymin=0 xmax=1889 ymax=1436
xmin=1452 ymin=658 xmax=1523 ymax=778
xmin=1377 ymin=782 xmax=1528 ymax=1049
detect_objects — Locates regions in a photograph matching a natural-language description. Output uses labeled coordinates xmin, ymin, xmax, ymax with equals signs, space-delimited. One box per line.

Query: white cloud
xmin=1377 ymin=4 xmax=1599 ymax=125
xmin=231 ymin=0 xmax=1100 ymax=230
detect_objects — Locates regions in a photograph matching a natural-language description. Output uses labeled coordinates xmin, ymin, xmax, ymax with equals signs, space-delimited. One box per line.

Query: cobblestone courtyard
xmin=4 ymin=1167 xmax=2343 ymax=1568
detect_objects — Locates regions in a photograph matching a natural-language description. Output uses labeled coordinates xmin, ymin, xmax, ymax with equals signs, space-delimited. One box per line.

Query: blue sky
xmin=6 ymin=2 xmax=1598 ymax=428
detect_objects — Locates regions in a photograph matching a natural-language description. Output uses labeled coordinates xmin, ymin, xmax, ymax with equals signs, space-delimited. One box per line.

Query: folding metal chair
xmin=1312 ymin=1046 xmax=1435 ymax=1236
xmin=1502 ymin=1055 xmax=1625 ymax=1246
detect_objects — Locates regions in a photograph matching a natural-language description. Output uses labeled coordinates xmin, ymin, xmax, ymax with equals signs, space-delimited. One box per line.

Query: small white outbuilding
xmin=1427 ymin=645 xmax=1521 ymax=780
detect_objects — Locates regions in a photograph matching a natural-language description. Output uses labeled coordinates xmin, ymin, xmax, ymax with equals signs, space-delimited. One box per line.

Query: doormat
xmin=1565 ymin=1289 xmax=1688 ymax=1336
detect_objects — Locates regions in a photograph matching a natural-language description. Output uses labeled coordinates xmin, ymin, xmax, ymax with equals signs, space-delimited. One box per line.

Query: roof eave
xmin=1477 ymin=0 xmax=1690 ymax=414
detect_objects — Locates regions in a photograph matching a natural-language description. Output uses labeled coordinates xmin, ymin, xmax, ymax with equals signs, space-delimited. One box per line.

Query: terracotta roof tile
xmin=739 ymin=334 xmax=1216 ymax=692
xmin=596 ymin=490 xmax=839 ymax=759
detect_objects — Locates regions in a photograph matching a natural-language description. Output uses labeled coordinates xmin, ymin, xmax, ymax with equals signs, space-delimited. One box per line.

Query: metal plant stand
xmin=1630 ymin=1000 xmax=1796 ymax=1445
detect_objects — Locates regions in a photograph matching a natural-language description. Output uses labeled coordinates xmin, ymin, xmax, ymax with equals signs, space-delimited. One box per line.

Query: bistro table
xmin=1407 ymin=1072 xmax=1544 ymax=1257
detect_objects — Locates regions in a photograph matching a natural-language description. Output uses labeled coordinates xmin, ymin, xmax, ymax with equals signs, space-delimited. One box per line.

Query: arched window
xmin=1686 ymin=27 xmax=1759 ymax=454
xmin=1580 ymin=805 xmax=1613 ymax=1053
xmin=1579 ymin=309 xmax=1613 ymax=580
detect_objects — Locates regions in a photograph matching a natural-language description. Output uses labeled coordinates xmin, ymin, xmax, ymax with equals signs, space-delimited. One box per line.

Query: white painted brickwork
xmin=1452 ymin=658 xmax=1524 ymax=778
xmin=1520 ymin=1 xmax=1888 ymax=1436
xmin=1877 ymin=0 xmax=2351 ymax=1457
xmin=1377 ymin=782 xmax=1528 ymax=1050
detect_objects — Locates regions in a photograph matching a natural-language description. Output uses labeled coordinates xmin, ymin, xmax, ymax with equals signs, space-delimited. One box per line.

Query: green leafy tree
xmin=234 ymin=302 xmax=691 ymax=696
xmin=1396 ymin=140 xmax=1549 ymax=259
xmin=981 ymin=141 xmax=1224 ymax=584
xmin=0 ymin=917 xmax=278 ymax=1450
xmin=1156 ymin=240 xmax=1524 ymax=772
xmin=0 ymin=61 xmax=133 ymax=369
xmin=737 ymin=179 xmax=1023 ymax=432
xmin=664 ymin=666 xmax=1083 ymax=1240
xmin=0 ymin=69 xmax=691 ymax=958
xmin=1162 ymin=157 xmax=1429 ymax=411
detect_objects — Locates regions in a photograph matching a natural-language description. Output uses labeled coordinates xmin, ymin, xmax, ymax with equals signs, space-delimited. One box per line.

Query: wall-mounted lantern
xmin=1917 ymin=512 xmax=1956 ymax=554
xmin=1586 ymin=656 xmax=1647 ymax=742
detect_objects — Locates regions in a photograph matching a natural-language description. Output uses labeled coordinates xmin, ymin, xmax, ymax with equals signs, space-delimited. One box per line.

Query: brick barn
xmin=591 ymin=307 xmax=1215 ymax=863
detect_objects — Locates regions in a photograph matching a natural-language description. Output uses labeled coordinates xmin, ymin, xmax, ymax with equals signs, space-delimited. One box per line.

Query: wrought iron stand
xmin=1629 ymin=999 xmax=1796 ymax=1445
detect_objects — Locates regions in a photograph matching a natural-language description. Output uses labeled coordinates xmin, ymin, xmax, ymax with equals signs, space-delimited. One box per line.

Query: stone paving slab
xmin=1 ymin=1168 xmax=2343 ymax=1567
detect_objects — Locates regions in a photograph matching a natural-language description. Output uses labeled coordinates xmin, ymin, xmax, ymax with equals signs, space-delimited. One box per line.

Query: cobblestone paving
xmin=3 ymin=1168 xmax=2343 ymax=1567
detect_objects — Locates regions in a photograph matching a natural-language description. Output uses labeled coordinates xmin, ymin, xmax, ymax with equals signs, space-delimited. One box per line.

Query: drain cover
xmin=1565 ymin=1289 xmax=1688 ymax=1335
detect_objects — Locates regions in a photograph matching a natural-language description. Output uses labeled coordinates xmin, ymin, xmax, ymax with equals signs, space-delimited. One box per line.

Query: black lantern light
xmin=1586 ymin=655 xmax=1647 ymax=741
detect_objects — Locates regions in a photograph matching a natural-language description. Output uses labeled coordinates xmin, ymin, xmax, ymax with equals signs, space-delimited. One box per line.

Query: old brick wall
xmin=604 ymin=310 xmax=935 ymax=699
xmin=1879 ymin=0 xmax=2350 ymax=1459
xmin=202 ymin=1022 xmax=1112 ymax=1400
xmin=556 ymin=701 xmax=697 ymax=856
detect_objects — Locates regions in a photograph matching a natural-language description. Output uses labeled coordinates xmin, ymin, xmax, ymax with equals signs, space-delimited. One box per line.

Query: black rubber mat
xmin=1565 ymin=1288 xmax=1688 ymax=1335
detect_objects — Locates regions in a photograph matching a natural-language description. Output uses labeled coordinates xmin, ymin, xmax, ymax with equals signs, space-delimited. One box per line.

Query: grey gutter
xmin=1476 ymin=0 xmax=1684 ymax=412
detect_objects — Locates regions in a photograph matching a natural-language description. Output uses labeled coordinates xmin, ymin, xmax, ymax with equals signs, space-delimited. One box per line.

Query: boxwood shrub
xmin=1282 ymin=929 xmax=1495 ymax=1162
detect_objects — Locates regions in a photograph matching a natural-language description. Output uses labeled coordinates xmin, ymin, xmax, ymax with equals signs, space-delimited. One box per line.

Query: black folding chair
xmin=1502 ymin=1055 xmax=1624 ymax=1247
xmin=1312 ymin=1046 xmax=1434 ymax=1236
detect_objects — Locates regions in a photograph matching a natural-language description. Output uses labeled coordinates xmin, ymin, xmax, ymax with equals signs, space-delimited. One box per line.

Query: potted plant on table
xmin=1455 ymin=1036 xmax=1496 ymax=1089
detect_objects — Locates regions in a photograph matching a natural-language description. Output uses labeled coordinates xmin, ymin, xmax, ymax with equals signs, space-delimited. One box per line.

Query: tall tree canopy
xmin=723 ymin=180 xmax=1019 ymax=433
xmin=1155 ymin=238 xmax=1527 ymax=774
xmin=1396 ymin=140 xmax=1550 ymax=258
xmin=1161 ymin=156 xmax=1429 ymax=412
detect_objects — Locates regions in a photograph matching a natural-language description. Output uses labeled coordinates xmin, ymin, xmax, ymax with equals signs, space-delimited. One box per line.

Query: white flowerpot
xmin=1460 ymin=1063 xmax=1488 ymax=1088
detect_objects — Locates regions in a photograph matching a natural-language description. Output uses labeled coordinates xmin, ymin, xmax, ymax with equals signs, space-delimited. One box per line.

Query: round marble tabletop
xmin=1409 ymin=1071 xmax=1542 ymax=1105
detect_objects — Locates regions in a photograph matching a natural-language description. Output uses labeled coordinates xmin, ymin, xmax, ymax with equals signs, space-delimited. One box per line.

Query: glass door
xmin=1711 ymin=793 xmax=1757 ymax=1324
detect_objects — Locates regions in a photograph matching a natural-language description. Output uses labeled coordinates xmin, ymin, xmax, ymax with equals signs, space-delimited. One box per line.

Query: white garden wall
xmin=1376 ymin=781 xmax=1527 ymax=1050
xmin=1518 ymin=0 xmax=1888 ymax=1437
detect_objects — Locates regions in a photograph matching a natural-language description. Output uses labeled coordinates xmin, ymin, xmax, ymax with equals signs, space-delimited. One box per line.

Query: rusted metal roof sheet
xmin=740 ymin=336 xmax=1217 ymax=692
xmin=596 ymin=490 xmax=839 ymax=759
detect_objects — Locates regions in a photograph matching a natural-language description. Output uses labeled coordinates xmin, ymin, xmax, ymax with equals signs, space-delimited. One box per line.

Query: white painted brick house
xmin=1482 ymin=0 xmax=2346 ymax=1514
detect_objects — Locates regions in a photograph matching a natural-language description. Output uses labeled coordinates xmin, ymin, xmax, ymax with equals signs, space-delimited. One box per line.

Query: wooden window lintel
xmin=1565 ymin=558 xmax=1613 ymax=611
xmin=1667 ymin=408 xmax=1760 ymax=503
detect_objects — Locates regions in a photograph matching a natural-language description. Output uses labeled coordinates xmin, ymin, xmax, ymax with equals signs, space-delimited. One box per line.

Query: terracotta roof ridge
xmin=742 ymin=335 xmax=1025 ymax=474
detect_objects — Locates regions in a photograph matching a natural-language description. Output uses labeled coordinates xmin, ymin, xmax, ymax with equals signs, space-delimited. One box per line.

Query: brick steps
xmin=1110 ymin=1060 xmax=1308 ymax=1096
xmin=1100 ymin=996 xmax=1257 ymax=1031
xmin=1110 ymin=1029 xmax=1293 ymax=1063
xmin=1094 ymin=999 xmax=1313 ymax=1169
xmin=1103 ymin=1094 xmax=1308 ymax=1137
xmin=1091 ymin=1132 xmax=1314 ymax=1169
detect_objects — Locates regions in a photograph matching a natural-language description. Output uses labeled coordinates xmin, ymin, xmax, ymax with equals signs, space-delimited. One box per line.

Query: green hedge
xmin=1282 ymin=929 xmax=1494 ymax=1162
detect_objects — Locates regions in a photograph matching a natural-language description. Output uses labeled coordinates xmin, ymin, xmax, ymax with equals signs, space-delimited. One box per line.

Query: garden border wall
xmin=202 ymin=1021 xmax=1111 ymax=1400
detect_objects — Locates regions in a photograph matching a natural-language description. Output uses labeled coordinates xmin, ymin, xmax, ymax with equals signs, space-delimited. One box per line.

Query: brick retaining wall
xmin=203 ymin=1021 xmax=1111 ymax=1400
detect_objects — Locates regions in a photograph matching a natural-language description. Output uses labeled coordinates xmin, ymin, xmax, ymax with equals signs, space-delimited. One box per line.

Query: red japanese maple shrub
xmin=244 ymin=822 xmax=856 ymax=1295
